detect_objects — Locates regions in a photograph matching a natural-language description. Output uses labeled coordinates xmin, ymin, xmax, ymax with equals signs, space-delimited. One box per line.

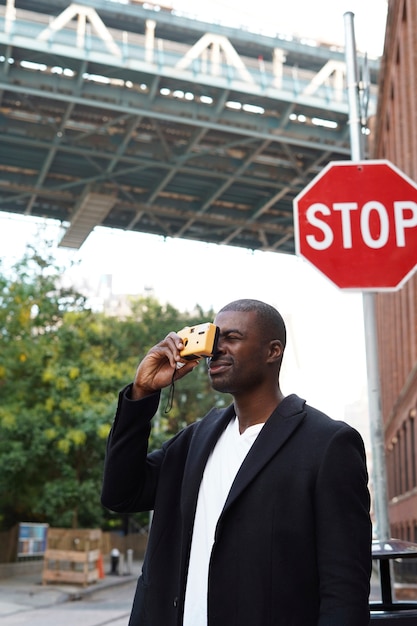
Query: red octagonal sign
xmin=293 ymin=160 xmax=417 ymax=291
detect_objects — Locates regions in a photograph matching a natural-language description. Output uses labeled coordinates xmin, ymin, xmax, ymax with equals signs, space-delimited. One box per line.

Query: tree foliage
xmin=0 ymin=246 xmax=228 ymax=531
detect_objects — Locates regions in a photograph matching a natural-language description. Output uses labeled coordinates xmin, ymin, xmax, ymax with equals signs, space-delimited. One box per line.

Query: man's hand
xmin=132 ymin=332 xmax=200 ymax=400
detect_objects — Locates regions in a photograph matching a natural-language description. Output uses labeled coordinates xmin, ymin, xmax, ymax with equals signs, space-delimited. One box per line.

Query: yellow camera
xmin=177 ymin=322 xmax=219 ymax=360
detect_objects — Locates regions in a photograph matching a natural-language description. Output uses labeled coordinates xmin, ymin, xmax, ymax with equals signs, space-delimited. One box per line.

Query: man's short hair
xmin=218 ymin=299 xmax=286 ymax=349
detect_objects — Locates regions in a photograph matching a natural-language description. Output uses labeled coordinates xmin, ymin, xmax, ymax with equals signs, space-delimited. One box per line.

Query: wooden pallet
xmin=42 ymin=528 xmax=102 ymax=587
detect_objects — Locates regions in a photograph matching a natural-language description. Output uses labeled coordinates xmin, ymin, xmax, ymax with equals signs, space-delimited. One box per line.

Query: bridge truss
xmin=0 ymin=0 xmax=379 ymax=253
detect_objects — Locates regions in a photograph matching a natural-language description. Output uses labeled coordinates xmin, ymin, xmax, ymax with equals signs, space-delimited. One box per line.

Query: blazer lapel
xmin=180 ymin=404 xmax=235 ymax=519
xmin=223 ymin=394 xmax=306 ymax=511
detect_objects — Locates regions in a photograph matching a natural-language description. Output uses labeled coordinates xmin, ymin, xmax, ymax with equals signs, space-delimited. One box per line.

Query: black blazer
xmin=101 ymin=388 xmax=371 ymax=626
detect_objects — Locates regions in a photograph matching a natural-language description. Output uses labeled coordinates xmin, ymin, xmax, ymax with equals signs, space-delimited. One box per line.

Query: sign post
xmin=343 ymin=11 xmax=390 ymax=542
xmin=293 ymin=13 xmax=417 ymax=541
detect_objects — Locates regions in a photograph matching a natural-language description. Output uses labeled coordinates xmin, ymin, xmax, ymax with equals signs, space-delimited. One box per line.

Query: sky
xmin=0 ymin=213 xmax=369 ymax=433
xmin=171 ymin=0 xmax=388 ymax=57
xmin=0 ymin=0 xmax=389 ymax=438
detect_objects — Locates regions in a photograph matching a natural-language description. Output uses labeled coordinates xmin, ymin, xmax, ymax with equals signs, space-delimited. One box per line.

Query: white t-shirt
xmin=183 ymin=417 xmax=264 ymax=626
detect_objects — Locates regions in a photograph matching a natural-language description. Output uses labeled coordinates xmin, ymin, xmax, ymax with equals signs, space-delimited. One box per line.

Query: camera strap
xmin=164 ymin=370 xmax=176 ymax=413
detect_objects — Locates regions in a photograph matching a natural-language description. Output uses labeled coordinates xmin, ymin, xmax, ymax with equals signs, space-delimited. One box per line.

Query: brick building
xmin=372 ymin=0 xmax=417 ymax=540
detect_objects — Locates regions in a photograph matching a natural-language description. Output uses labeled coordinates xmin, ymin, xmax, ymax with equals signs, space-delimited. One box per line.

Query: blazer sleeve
xmin=315 ymin=425 xmax=372 ymax=626
xmin=101 ymin=385 xmax=163 ymax=513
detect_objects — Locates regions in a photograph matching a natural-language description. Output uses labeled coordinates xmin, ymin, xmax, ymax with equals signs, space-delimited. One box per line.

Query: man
xmin=101 ymin=299 xmax=372 ymax=626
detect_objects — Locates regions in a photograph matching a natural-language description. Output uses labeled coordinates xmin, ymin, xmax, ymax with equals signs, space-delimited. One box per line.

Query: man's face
xmin=207 ymin=309 xmax=273 ymax=395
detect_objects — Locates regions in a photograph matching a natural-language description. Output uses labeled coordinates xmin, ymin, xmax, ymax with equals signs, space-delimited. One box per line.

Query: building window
xmin=403 ymin=422 xmax=409 ymax=493
xmin=410 ymin=412 xmax=416 ymax=489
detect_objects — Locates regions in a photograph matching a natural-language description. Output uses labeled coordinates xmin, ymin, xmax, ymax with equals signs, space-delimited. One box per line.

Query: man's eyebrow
xmin=220 ymin=328 xmax=244 ymax=337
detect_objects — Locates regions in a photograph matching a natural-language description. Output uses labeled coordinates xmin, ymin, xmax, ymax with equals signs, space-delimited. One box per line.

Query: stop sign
xmin=293 ymin=160 xmax=417 ymax=290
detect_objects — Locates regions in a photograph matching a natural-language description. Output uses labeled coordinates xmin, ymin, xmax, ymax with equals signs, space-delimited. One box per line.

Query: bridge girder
xmin=0 ymin=0 xmax=380 ymax=253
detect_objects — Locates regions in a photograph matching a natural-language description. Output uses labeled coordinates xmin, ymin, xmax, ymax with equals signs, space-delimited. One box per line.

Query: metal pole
xmin=343 ymin=12 xmax=390 ymax=541
xmin=344 ymin=12 xmax=363 ymax=162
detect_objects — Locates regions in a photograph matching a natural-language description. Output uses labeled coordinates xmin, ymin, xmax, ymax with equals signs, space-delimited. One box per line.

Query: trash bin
xmin=370 ymin=539 xmax=417 ymax=623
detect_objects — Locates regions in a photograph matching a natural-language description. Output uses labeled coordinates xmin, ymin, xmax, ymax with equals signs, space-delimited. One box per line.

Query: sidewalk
xmin=0 ymin=559 xmax=141 ymax=618
xmin=0 ymin=560 xmax=403 ymax=619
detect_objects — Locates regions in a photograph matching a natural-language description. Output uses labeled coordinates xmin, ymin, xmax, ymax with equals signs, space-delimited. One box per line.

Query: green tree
xmin=0 ymin=246 xmax=228 ymax=531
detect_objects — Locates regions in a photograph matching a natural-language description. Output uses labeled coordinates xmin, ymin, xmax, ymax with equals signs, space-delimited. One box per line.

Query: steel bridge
xmin=0 ymin=0 xmax=380 ymax=254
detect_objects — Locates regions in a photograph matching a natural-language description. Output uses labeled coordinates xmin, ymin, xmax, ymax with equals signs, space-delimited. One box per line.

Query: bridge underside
xmin=0 ymin=0 xmax=379 ymax=254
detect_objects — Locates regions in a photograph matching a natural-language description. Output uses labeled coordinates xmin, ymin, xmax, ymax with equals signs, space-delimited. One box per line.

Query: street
xmin=0 ymin=578 xmax=136 ymax=626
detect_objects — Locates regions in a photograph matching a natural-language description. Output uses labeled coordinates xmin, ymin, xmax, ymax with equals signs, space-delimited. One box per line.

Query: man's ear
xmin=267 ymin=339 xmax=284 ymax=363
